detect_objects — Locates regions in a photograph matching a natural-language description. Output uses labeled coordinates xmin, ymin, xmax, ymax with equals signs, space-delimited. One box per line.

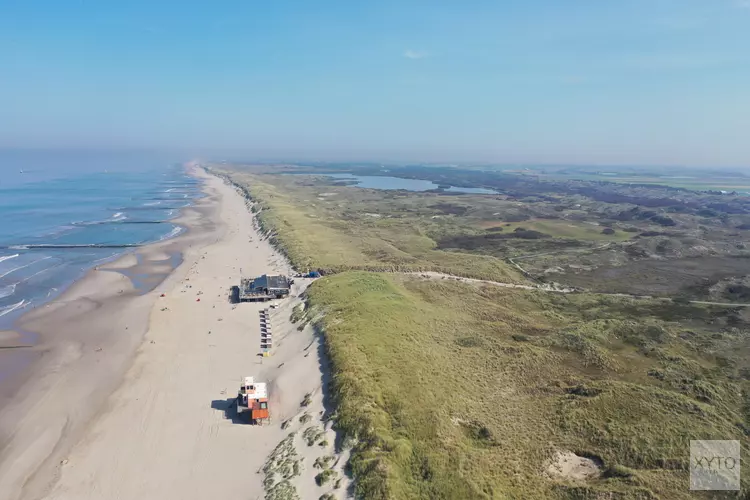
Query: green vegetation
xmin=303 ymin=426 xmax=326 ymax=447
xmin=315 ymin=469 xmax=338 ymax=486
xmin=263 ymin=433 xmax=302 ymax=500
xmin=305 ymin=272 xmax=750 ymax=499
xmin=217 ymin=167 xmax=750 ymax=301
xmin=478 ymin=219 xmax=632 ymax=242
xmin=301 ymin=393 xmax=312 ymax=407
xmin=216 ymin=164 xmax=750 ymax=499
xmin=290 ymin=303 xmax=305 ymax=323
xmin=217 ymin=169 xmax=526 ymax=282
xmin=314 ymin=455 xmax=336 ymax=469
xmin=535 ymin=171 xmax=750 ymax=191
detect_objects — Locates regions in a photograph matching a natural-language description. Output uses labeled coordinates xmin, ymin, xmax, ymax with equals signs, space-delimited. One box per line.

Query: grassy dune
xmin=478 ymin=219 xmax=634 ymax=242
xmin=216 ymin=166 xmax=750 ymax=499
xmin=219 ymin=169 xmax=525 ymax=282
xmin=305 ymin=273 xmax=749 ymax=499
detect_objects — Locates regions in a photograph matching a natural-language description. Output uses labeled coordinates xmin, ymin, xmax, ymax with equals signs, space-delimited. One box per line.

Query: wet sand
xmin=0 ymin=165 xmax=219 ymax=499
xmin=0 ymin=166 xmax=350 ymax=500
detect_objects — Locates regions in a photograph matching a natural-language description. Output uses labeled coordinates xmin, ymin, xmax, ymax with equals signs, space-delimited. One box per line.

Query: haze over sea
xmin=0 ymin=150 xmax=196 ymax=326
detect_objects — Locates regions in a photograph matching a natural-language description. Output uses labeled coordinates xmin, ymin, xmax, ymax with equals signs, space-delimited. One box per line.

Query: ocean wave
xmin=0 ymin=254 xmax=19 ymax=264
xmin=72 ymin=219 xmax=165 ymax=226
xmin=72 ymin=212 xmax=128 ymax=226
xmin=0 ymin=283 xmax=16 ymax=299
xmin=109 ymin=206 xmax=184 ymax=211
xmin=143 ymin=201 xmax=162 ymax=206
xmin=0 ymin=256 xmax=52 ymax=279
xmin=159 ymin=226 xmax=184 ymax=241
xmin=0 ymin=299 xmax=28 ymax=318
xmin=71 ymin=220 xmax=101 ymax=226
xmin=161 ymin=188 xmax=194 ymax=193
xmin=91 ymin=254 xmax=118 ymax=265
xmin=3 ymin=244 xmax=141 ymax=250
xmin=38 ymin=225 xmax=77 ymax=238
xmin=16 ymin=262 xmax=62 ymax=284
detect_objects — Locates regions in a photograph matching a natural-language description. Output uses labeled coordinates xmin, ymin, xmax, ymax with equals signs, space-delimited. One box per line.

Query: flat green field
xmin=305 ymin=273 xmax=750 ymax=499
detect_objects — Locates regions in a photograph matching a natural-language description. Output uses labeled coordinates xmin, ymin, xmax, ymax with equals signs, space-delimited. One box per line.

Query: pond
xmin=325 ymin=173 xmax=497 ymax=194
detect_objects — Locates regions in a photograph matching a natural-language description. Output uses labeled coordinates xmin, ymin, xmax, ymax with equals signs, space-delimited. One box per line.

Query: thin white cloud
xmin=403 ymin=49 xmax=428 ymax=60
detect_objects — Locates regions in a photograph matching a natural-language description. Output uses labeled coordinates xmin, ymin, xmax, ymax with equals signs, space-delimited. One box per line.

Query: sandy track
xmin=2 ymin=169 xmax=349 ymax=500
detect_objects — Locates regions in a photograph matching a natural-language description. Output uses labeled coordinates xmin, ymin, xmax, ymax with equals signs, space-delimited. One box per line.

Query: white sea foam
xmin=0 ymin=283 xmax=16 ymax=299
xmin=73 ymin=211 xmax=128 ymax=226
xmin=16 ymin=263 xmax=61 ymax=284
xmin=91 ymin=255 xmax=114 ymax=265
xmin=0 ymin=256 xmax=52 ymax=279
xmin=159 ymin=226 xmax=184 ymax=241
xmin=0 ymin=299 xmax=28 ymax=318
xmin=0 ymin=254 xmax=19 ymax=264
xmin=40 ymin=225 xmax=76 ymax=237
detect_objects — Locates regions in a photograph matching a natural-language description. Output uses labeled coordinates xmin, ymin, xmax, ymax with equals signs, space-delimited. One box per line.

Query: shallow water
xmin=326 ymin=173 xmax=497 ymax=194
xmin=0 ymin=151 xmax=195 ymax=327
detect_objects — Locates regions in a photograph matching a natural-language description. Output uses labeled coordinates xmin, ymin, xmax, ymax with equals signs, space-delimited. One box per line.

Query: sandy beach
xmin=0 ymin=166 xmax=349 ymax=500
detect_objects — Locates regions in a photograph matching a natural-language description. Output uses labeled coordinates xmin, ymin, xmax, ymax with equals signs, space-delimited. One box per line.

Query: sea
xmin=0 ymin=150 xmax=199 ymax=328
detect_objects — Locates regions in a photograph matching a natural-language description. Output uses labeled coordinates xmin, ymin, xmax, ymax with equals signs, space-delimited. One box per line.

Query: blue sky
xmin=1 ymin=0 xmax=749 ymax=166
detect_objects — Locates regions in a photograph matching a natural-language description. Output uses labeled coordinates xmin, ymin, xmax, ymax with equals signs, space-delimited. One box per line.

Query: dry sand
xmin=544 ymin=450 xmax=602 ymax=481
xmin=0 ymin=167 xmax=350 ymax=500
